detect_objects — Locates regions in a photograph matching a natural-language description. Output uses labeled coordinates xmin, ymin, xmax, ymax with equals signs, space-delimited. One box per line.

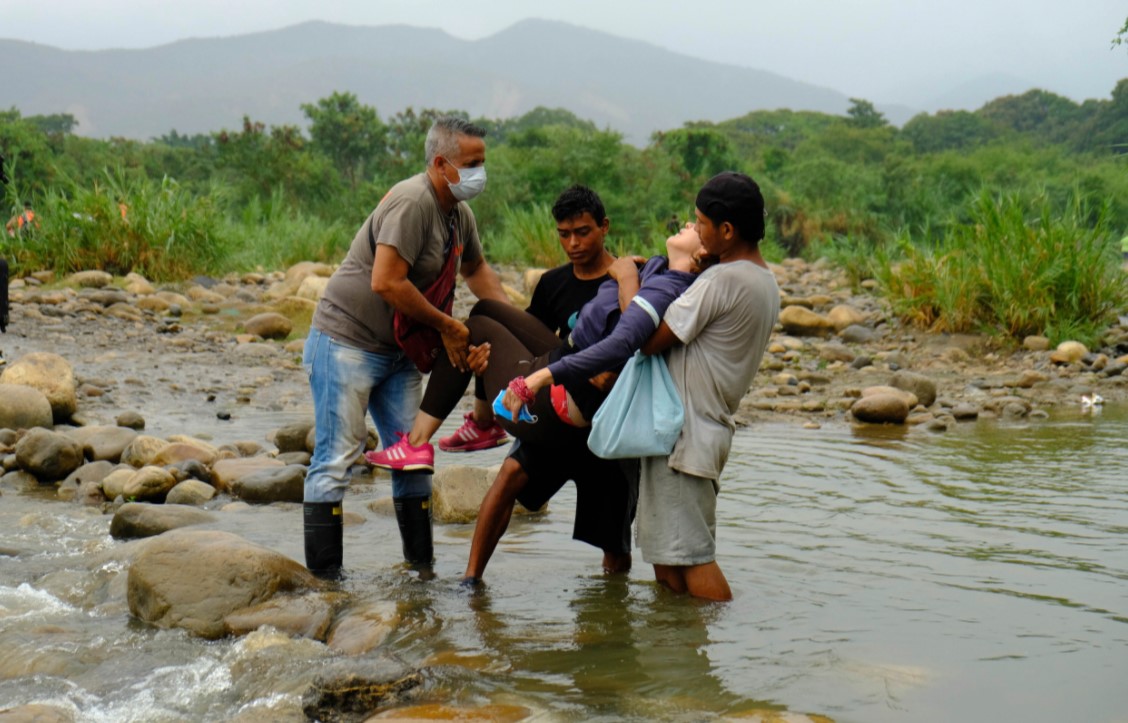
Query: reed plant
xmin=221 ymin=187 xmax=354 ymax=271
xmin=4 ymin=171 xmax=229 ymax=280
xmin=877 ymin=191 xmax=1128 ymax=346
xmin=483 ymin=202 xmax=563 ymax=268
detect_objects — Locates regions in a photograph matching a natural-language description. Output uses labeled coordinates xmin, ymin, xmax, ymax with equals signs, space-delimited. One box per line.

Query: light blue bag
xmin=587 ymin=351 xmax=684 ymax=459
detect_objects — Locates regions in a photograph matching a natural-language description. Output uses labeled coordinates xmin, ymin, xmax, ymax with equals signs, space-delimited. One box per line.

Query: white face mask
xmin=446 ymin=162 xmax=487 ymax=201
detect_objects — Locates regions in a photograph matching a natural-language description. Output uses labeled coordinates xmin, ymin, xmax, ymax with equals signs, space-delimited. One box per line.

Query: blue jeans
xmin=303 ymin=327 xmax=431 ymax=502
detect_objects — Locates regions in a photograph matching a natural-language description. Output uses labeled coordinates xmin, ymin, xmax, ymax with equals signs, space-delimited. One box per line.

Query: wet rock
xmin=116 ymin=411 xmax=146 ymax=430
xmin=273 ymin=421 xmax=316 ymax=454
xmin=127 ymin=528 xmax=318 ymax=639
xmin=211 ymin=457 xmax=286 ymax=493
xmin=861 ymin=385 xmax=918 ymax=408
xmin=950 ymin=403 xmax=981 ymax=420
xmin=165 ymin=479 xmax=217 ymax=506
xmin=277 ymin=451 xmax=311 ymax=466
xmin=230 ymin=465 xmax=306 ymax=503
xmin=122 ymin=465 xmax=179 ymax=501
xmin=0 ymin=703 xmax=76 ymax=722
xmin=110 ymin=501 xmax=216 ymax=539
xmin=431 ymin=464 xmax=544 ymax=523
xmin=778 ymin=306 xmax=834 ymax=337
xmin=150 ymin=441 xmax=219 ymax=467
xmin=225 ymin=592 xmax=335 ymax=640
xmin=850 ymin=394 xmax=910 ymax=424
xmin=120 ymin=435 xmax=170 ymax=468
xmin=301 ymin=658 xmax=423 ymax=723
xmin=890 ymin=370 xmax=937 ymax=407
xmin=100 ymin=468 xmax=134 ymax=501
xmin=0 ymin=470 xmax=41 ymax=491
xmin=0 ymin=384 xmax=54 ymax=431
xmin=827 ymin=304 xmax=866 ymax=332
xmin=14 ymin=428 xmax=84 ymax=481
xmin=58 ymin=460 xmax=119 ymax=500
xmin=327 ymin=601 xmax=401 ymax=655
xmin=65 ymin=425 xmax=138 ymax=462
xmin=0 ymin=352 xmax=77 ymax=421
xmin=67 ymin=270 xmax=113 ymax=288
xmin=169 ymin=458 xmax=214 ymax=485
xmin=1050 ymin=341 xmax=1088 ymax=364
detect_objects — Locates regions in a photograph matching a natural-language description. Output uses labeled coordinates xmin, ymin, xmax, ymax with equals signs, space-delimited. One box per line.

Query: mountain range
xmin=0 ymin=19 xmax=1026 ymax=144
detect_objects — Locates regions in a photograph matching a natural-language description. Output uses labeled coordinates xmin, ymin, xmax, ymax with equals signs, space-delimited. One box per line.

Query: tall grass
xmin=5 ymin=171 xmax=228 ymax=280
xmin=483 ymin=203 xmax=563 ymax=268
xmin=222 ymin=187 xmax=355 ymax=271
xmin=876 ymin=191 xmax=1128 ymax=346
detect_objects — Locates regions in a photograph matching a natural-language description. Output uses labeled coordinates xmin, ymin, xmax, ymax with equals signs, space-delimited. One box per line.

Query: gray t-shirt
xmin=662 ymin=260 xmax=780 ymax=481
xmin=312 ymin=173 xmax=482 ymax=353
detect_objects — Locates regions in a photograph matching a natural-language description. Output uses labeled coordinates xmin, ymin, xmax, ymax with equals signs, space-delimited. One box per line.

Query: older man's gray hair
xmin=425 ymin=117 xmax=487 ymax=164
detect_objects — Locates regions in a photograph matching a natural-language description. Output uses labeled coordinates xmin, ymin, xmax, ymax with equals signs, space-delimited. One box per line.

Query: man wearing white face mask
xmin=302 ymin=116 xmax=510 ymax=579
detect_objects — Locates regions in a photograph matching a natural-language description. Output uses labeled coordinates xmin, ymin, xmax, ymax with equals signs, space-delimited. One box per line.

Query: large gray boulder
xmin=65 ymin=425 xmax=138 ymax=463
xmin=127 ymin=529 xmax=318 ymax=639
xmin=0 ymin=384 xmax=54 ymax=431
xmin=850 ymin=394 xmax=910 ymax=424
xmin=14 ymin=428 xmax=84 ymax=481
xmin=0 ymin=352 xmax=78 ymax=422
xmin=109 ymin=502 xmax=216 ymax=539
xmin=230 ymin=465 xmax=305 ymax=503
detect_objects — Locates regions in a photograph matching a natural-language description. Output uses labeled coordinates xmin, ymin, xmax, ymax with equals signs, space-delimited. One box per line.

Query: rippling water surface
xmin=1 ymin=404 xmax=1126 ymax=721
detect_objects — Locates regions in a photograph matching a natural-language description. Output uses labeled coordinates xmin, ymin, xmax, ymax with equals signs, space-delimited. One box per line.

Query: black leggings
xmin=419 ymin=299 xmax=578 ymax=445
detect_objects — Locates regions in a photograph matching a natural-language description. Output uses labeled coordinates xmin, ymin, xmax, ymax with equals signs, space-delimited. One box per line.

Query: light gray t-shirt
xmin=312 ymin=173 xmax=482 ymax=353
xmin=662 ymin=260 xmax=780 ymax=481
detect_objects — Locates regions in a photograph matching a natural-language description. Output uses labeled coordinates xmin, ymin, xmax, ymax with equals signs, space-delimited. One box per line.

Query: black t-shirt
xmin=525 ymin=264 xmax=609 ymax=341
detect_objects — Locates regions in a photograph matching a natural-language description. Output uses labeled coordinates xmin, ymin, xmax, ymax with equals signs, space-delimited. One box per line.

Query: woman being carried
xmin=367 ymin=223 xmax=709 ymax=472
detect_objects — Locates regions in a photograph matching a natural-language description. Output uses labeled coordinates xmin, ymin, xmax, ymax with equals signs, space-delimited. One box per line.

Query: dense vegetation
xmin=2 ymin=81 xmax=1127 ymax=345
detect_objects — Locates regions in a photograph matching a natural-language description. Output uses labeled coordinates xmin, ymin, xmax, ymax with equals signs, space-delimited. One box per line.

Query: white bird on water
xmin=1081 ymin=393 xmax=1104 ymax=410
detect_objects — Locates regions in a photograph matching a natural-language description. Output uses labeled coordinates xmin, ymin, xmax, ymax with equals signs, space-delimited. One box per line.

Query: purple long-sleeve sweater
xmin=547 ymin=255 xmax=696 ymax=389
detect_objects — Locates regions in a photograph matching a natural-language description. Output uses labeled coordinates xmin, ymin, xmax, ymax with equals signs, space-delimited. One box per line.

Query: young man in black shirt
xmin=463 ymin=185 xmax=636 ymax=584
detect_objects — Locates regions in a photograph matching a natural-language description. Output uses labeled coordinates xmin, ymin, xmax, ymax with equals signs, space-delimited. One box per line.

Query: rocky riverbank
xmin=1 ymin=258 xmax=1125 ymax=721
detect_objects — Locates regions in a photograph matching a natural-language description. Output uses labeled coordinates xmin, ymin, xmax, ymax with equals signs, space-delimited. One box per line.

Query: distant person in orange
xmin=118 ymin=199 xmax=129 ymax=222
xmin=5 ymin=201 xmax=39 ymax=238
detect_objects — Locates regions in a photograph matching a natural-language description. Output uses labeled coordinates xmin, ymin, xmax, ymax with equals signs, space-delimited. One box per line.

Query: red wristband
xmin=508 ymin=376 xmax=536 ymax=405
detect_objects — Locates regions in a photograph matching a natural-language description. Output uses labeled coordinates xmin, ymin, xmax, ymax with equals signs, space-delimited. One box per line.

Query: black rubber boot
xmin=393 ymin=495 xmax=434 ymax=566
xmin=303 ymin=501 xmax=343 ymax=580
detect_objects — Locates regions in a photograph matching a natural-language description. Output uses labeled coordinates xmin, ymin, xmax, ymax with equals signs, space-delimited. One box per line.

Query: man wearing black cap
xmin=635 ymin=171 xmax=780 ymax=601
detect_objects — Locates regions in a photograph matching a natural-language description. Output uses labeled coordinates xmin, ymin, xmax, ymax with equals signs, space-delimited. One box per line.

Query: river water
xmin=1 ymin=403 xmax=1125 ymax=722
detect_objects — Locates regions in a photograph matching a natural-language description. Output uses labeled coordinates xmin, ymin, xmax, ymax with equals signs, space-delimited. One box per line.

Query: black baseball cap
xmin=695 ymin=171 xmax=765 ymax=241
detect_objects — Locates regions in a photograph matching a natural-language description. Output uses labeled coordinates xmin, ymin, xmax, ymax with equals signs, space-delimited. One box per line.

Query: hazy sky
xmin=4 ymin=0 xmax=1125 ymax=107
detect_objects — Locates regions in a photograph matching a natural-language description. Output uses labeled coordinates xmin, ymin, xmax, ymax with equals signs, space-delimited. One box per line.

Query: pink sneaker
xmin=365 ymin=433 xmax=435 ymax=472
xmin=438 ymin=412 xmax=510 ymax=452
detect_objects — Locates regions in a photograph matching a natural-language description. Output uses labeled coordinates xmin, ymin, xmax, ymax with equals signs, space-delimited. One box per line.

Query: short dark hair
xmin=551 ymin=185 xmax=606 ymax=225
xmin=696 ymin=171 xmax=765 ymax=243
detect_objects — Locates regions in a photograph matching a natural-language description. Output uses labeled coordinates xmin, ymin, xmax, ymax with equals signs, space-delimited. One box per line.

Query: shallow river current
xmin=1 ymin=403 xmax=1125 ymax=722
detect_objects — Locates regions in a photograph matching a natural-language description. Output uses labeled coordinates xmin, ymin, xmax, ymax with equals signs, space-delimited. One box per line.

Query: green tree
xmin=301 ymin=91 xmax=386 ymax=187
xmin=846 ymin=98 xmax=888 ymax=129
xmin=901 ymin=110 xmax=1000 ymax=153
